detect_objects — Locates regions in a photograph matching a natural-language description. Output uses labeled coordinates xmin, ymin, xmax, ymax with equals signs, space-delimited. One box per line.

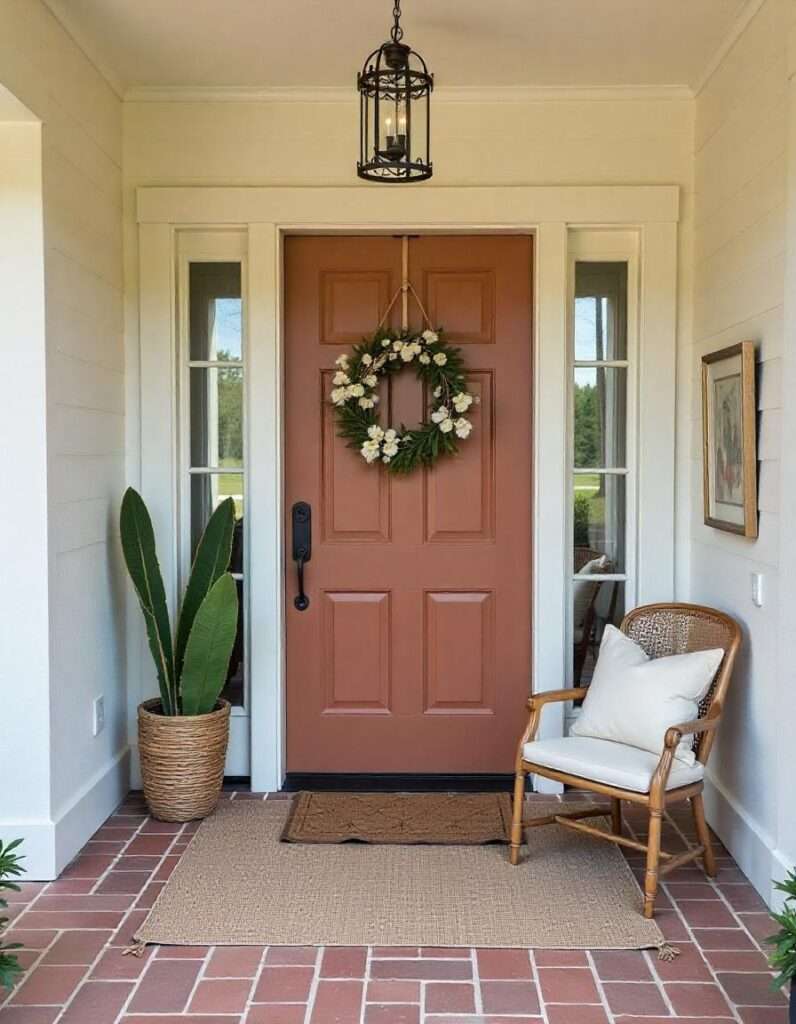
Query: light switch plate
xmin=92 ymin=695 xmax=105 ymax=736
xmin=751 ymin=572 xmax=764 ymax=608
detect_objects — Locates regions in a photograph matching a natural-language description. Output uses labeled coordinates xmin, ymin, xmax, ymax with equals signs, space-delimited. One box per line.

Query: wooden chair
xmin=510 ymin=603 xmax=742 ymax=918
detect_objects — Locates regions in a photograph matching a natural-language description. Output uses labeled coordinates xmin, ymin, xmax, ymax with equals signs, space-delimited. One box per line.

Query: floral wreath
xmin=329 ymin=327 xmax=477 ymax=474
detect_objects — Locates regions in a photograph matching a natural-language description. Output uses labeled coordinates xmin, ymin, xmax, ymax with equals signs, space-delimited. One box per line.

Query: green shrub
xmin=768 ymin=869 xmax=796 ymax=991
xmin=0 ymin=839 xmax=24 ymax=990
xmin=574 ymin=492 xmax=590 ymax=547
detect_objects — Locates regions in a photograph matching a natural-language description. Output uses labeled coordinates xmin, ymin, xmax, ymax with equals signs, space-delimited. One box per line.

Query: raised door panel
xmin=423 ymin=270 xmax=496 ymax=344
xmin=320 ymin=271 xmax=392 ymax=345
xmin=424 ymin=591 xmax=495 ymax=714
xmin=322 ymin=592 xmax=391 ymax=714
xmin=321 ymin=370 xmax=390 ymax=541
xmin=425 ymin=371 xmax=495 ymax=542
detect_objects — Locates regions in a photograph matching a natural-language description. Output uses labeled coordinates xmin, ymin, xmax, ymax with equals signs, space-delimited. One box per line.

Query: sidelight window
xmin=569 ymin=254 xmax=636 ymax=689
xmin=180 ymin=256 xmax=246 ymax=709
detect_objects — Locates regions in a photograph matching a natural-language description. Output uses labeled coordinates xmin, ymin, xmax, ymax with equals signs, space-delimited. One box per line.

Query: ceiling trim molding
xmin=693 ymin=0 xmax=768 ymax=96
xmin=124 ymin=83 xmax=693 ymax=104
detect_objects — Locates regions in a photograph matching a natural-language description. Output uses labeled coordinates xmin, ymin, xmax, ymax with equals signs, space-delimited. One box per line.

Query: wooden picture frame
xmin=701 ymin=341 xmax=758 ymax=537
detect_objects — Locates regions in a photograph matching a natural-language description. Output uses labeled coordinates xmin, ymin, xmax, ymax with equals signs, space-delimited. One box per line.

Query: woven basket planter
xmin=138 ymin=698 xmax=231 ymax=822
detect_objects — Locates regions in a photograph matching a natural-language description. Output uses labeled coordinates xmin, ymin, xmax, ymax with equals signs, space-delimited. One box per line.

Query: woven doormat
xmin=281 ymin=791 xmax=512 ymax=845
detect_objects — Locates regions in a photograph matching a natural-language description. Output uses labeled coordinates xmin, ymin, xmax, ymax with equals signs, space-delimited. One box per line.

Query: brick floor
xmin=0 ymin=791 xmax=789 ymax=1023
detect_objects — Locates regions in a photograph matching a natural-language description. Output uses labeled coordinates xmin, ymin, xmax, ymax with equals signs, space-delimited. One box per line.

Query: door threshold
xmin=282 ymin=773 xmax=514 ymax=793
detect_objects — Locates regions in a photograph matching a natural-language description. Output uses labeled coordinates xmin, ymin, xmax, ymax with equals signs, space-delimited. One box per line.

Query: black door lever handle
xmin=291 ymin=502 xmax=311 ymax=611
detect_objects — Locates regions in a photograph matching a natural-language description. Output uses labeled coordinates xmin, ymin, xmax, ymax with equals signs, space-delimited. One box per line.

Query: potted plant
xmin=121 ymin=487 xmax=239 ymax=822
xmin=768 ymin=869 xmax=796 ymax=1022
xmin=0 ymin=839 xmax=24 ymax=991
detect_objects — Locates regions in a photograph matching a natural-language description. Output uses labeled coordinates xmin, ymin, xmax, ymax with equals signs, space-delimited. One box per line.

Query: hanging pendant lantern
xmin=357 ymin=0 xmax=433 ymax=182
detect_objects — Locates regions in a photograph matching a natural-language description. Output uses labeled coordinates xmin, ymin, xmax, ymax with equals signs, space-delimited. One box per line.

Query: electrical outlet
xmin=751 ymin=572 xmax=764 ymax=608
xmin=92 ymin=695 xmax=105 ymax=737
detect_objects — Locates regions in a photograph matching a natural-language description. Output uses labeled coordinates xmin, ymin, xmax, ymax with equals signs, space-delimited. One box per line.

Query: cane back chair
xmin=510 ymin=603 xmax=742 ymax=918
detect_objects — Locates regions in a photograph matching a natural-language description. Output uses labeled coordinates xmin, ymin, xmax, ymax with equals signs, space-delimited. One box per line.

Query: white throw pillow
xmin=570 ymin=625 xmax=724 ymax=766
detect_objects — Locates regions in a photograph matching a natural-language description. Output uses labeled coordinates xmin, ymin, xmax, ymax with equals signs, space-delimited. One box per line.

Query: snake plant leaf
xmin=174 ymin=497 xmax=235 ymax=682
xmin=120 ymin=487 xmax=176 ymax=715
xmin=179 ymin=573 xmax=239 ymax=716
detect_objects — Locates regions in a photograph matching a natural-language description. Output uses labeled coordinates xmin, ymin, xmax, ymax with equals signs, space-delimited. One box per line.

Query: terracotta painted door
xmin=284 ymin=235 xmax=533 ymax=773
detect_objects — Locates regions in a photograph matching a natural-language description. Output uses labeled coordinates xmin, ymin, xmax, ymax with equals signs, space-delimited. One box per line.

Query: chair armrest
xmin=650 ymin=714 xmax=721 ymax=803
xmin=516 ymin=688 xmax=588 ymax=767
xmin=527 ymin=687 xmax=588 ymax=710
xmin=664 ymin=714 xmax=720 ymax=751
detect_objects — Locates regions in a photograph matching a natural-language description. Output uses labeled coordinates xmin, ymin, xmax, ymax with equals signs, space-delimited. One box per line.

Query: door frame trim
xmin=133 ymin=186 xmax=680 ymax=792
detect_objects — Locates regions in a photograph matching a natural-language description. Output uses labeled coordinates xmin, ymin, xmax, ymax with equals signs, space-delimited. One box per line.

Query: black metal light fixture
xmin=357 ymin=0 xmax=433 ymax=182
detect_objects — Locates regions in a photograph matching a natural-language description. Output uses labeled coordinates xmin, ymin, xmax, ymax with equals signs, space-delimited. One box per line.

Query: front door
xmin=284 ymin=235 xmax=533 ymax=773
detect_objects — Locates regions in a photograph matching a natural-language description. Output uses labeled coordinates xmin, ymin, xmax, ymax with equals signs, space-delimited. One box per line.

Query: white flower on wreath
xmin=367 ymin=425 xmax=385 ymax=441
xmin=361 ymin=353 xmax=373 ymax=366
xmin=358 ymin=397 xmax=375 ymax=409
xmin=400 ymin=345 xmax=415 ymax=362
xmin=384 ymin=428 xmax=397 ymax=443
xmin=393 ymin=340 xmax=403 ymax=352
xmin=330 ymin=387 xmax=347 ymax=405
xmin=335 ymin=354 xmax=350 ymax=368
xmin=433 ymin=352 xmax=448 ymax=367
xmin=363 ymin=374 xmax=378 ymax=388
xmin=332 ymin=371 xmax=350 ymax=386
xmin=381 ymin=338 xmax=391 ymax=348
xmin=374 ymin=355 xmax=387 ymax=370
xmin=349 ymin=383 xmax=365 ymax=398
xmin=453 ymin=392 xmax=473 ymax=413
xmin=388 ymin=352 xmax=398 ymax=360
xmin=431 ymin=406 xmax=449 ymax=424
xmin=454 ymin=417 xmax=472 ymax=439
xmin=433 ymin=386 xmax=442 ymax=398
xmin=422 ymin=329 xmax=439 ymax=344
xmin=383 ymin=440 xmax=399 ymax=458
xmin=419 ymin=352 xmax=431 ymax=365
xmin=439 ymin=418 xmax=454 ymax=434
xmin=361 ymin=439 xmax=381 ymax=463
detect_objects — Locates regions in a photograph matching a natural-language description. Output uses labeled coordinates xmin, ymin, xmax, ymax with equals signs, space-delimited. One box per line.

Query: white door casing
xmin=131 ymin=186 xmax=679 ymax=792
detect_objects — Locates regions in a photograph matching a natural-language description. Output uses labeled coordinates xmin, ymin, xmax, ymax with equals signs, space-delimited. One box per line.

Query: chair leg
xmin=691 ymin=793 xmax=717 ymax=878
xmin=509 ymin=769 xmax=526 ymax=865
xmin=644 ymin=809 xmax=662 ymax=919
xmin=611 ymin=797 xmax=622 ymax=836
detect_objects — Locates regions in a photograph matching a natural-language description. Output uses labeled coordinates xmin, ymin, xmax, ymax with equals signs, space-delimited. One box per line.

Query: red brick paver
xmin=0 ymin=790 xmax=787 ymax=1024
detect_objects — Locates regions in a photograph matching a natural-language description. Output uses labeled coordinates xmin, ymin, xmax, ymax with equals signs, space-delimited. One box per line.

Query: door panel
xmin=284 ymin=234 xmax=533 ymax=773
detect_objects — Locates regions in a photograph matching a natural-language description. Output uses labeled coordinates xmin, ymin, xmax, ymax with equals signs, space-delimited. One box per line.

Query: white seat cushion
xmin=523 ymin=736 xmax=704 ymax=793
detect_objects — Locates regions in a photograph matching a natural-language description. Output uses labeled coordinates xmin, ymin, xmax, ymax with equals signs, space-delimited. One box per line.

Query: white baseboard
xmin=0 ymin=817 xmax=58 ymax=881
xmin=703 ymin=772 xmax=784 ymax=909
xmin=52 ymin=747 xmax=131 ymax=878
xmin=1 ymin=748 xmax=131 ymax=881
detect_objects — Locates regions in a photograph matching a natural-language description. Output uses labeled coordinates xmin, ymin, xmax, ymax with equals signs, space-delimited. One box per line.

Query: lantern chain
xmin=390 ymin=0 xmax=403 ymax=42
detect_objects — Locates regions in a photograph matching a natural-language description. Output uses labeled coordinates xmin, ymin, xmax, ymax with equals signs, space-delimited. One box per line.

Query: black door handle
xmin=291 ymin=502 xmax=312 ymax=611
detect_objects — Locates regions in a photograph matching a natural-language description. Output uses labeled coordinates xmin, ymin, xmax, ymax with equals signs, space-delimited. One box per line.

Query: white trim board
xmin=137 ymin=186 xmax=680 ymax=227
xmin=133 ymin=185 xmax=680 ymax=793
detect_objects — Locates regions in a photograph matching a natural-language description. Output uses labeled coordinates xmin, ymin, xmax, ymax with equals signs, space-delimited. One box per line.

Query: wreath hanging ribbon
xmin=329 ymin=280 xmax=477 ymax=474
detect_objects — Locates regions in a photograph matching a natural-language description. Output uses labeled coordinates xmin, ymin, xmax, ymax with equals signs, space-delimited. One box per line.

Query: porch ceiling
xmin=43 ymin=0 xmax=750 ymax=95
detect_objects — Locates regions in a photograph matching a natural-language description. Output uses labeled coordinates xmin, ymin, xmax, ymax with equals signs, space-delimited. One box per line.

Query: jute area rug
xmin=133 ymin=799 xmax=665 ymax=951
xmin=281 ymin=791 xmax=512 ymax=844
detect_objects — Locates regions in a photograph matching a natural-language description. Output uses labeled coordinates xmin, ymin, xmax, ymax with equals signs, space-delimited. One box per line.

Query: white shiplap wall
xmin=689 ymin=0 xmax=791 ymax=902
xmin=0 ymin=0 xmax=126 ymax=876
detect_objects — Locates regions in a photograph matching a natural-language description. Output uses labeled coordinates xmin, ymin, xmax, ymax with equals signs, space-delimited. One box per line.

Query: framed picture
xmin=701 ymin=341 xmax=758 ymax=537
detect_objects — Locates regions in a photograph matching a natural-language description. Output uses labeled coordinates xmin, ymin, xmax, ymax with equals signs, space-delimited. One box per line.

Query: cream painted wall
xmin=689 ymin=0 xmax=794 ymax=904
xmin=0 ymin=0 xmax=127 ymax=877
